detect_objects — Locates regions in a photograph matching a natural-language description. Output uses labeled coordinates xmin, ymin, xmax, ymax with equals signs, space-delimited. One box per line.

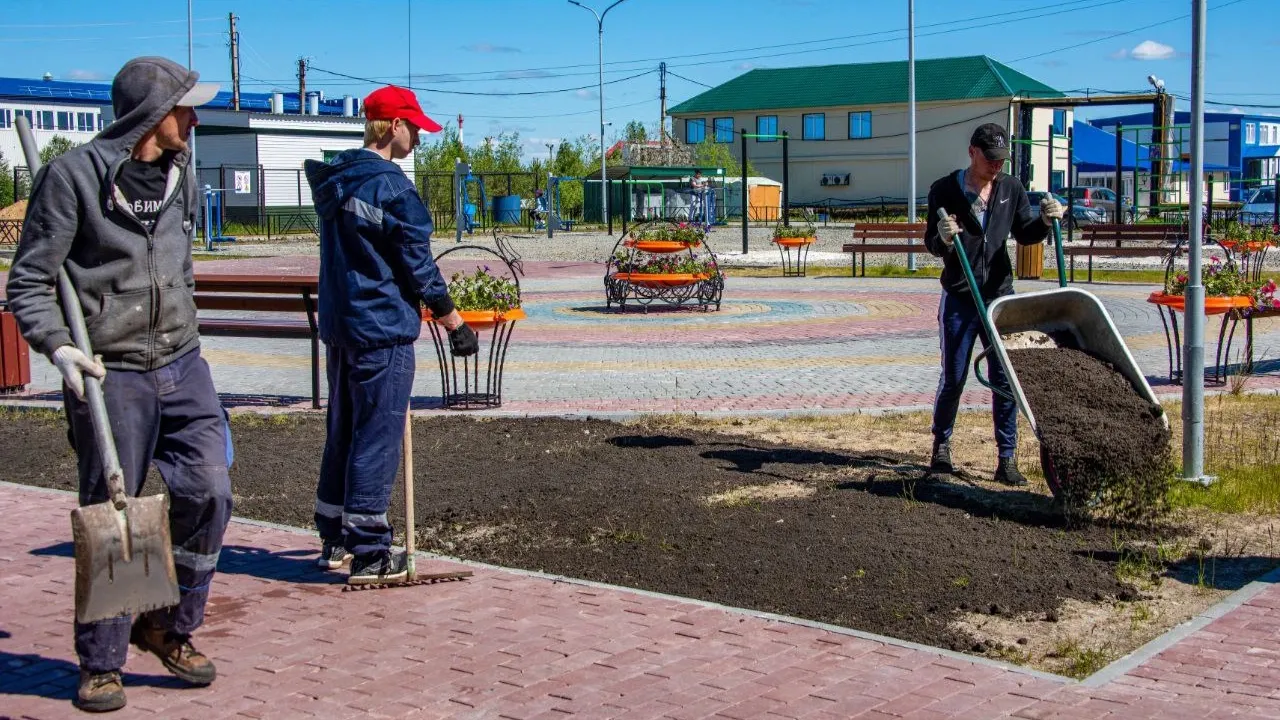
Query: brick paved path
xmin=6 ymin=257 xmax=1278 ymax=414
xmin=3 ymin=483 xmax=1279 ymax=719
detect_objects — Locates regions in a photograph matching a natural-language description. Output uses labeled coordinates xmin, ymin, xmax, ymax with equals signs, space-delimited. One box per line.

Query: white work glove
xmin=52 ymin=345 xmax=106 ymax=401
xmin=937 ymin=214 xmax=962 ymax=248
xmin=1040 ymin=196 xmax=1065 ymax=225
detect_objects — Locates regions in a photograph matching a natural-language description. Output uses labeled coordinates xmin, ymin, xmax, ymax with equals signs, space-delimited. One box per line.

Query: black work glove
xmin=448 ymin=322 xmax=479 ymax=357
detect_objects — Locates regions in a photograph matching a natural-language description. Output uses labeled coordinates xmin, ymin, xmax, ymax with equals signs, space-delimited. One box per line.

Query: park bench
xmin=193 ymin=273 xmax=321 ymax=409
xmin=842 ymin=223 xmax=928 ymax=277
xmin=1065 ymin=224 xmax=1186 ymax=282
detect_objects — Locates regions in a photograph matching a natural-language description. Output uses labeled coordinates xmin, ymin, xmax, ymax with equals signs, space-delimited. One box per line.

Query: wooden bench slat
xmin=194 ymin=294 xmax=311 ymax=313
xmin=199 ymin=318 xmax=313 ymax=337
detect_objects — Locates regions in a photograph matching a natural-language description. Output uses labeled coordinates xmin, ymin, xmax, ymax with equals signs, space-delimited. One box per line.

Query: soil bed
xmin=2 ymin=410 xmax=1147 ymax=660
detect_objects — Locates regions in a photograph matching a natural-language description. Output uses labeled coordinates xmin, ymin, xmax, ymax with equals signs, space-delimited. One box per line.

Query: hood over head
xmin=100 ymin=56 xmax=217 ymax=162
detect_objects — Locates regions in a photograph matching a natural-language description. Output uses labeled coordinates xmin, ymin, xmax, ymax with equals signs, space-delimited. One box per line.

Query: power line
xmin=466 ymin=97 xmax=654 ymax=120
xmin=0 ymin=16 xmax=222 ymax=28
xmin=307 ymin=64 xmax=654 ymax=97
xmin=667 ymin=71 xmax=711 ymax=89
xmin=0 ymin=31 xmax=225 ymax=43
xmin=1006 ymin=0 xmax=1253 ymax=62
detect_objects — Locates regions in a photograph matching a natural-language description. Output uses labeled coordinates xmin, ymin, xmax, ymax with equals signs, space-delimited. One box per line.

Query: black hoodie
xmin=923 ymin=169 xmax=1049 ymax=300
xmin=6 ymin=56 xmax=202 ymax=370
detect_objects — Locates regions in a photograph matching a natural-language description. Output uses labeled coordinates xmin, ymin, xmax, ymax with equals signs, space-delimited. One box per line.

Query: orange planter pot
xmin=422 ymin=307 xmax=527 ymax=329
xmin=623 ymin=239 xmax=701 ymax=253
xmin=1218 ymin=240 xmax=1274 ymax=252
xmin=772 ymin=237 xmax=816 ymax=248
xmin=611 ymin=272 xmax=708 ymax=288
xmin=1146 ymin=292 xmax=1253 ymax=315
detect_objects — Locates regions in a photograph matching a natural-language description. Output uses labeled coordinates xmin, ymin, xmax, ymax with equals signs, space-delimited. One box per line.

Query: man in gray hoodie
xmin=6 ymin=56 xmax=232 ymax=713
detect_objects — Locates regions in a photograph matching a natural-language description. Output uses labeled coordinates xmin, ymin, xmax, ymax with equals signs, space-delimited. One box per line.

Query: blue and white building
xmin=1089 ymin=111 xmax=1280 ymax=201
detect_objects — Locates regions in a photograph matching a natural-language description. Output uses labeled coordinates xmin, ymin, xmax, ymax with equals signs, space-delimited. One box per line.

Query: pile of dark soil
xmin=1007 ymin=347 xmax=1172 ymax=521
xmin=1 ymin=411 xmax=1141 ymax=656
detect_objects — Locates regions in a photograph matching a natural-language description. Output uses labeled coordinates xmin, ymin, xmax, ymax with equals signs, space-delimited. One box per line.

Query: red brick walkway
xmin=2 ymin=483 xmax=1277 ymax=719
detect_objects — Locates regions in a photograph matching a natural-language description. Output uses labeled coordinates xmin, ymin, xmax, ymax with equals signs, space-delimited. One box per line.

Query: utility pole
xmin=1183 ymin=0 xmax=1210 ymax=484
xmin=659 ymin=62 xmax=667 ymax=145
xmin=297 ymin=57 xmax=307 ymax=116
xmin=228 ymin=13 xmax=241 ymax=111
xmin=906 ymin=0 xmax=918 ymax=271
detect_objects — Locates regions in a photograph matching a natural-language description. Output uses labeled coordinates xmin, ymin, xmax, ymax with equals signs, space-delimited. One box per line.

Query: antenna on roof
xmin=42 ymin=72 xmax=53 ymax=82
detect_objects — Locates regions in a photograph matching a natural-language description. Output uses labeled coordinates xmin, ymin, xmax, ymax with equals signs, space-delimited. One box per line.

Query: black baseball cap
xmin=970 ymin=123 xmax=1010 ymax=161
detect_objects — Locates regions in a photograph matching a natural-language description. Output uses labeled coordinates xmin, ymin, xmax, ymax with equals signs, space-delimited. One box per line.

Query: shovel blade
xmin=70 ymin=493 xmax=180 ymax=624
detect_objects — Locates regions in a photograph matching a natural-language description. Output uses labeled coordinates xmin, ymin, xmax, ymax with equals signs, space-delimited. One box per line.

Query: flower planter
xmin=609 ymin=272 xmax=708 ymax=288
xmin=605 ymin=220 xmax=724 ymax=312
xmin=771 ymin=235 xmax=817 ymax=277
xmin=1146 ymin=292 xmax=1258 ymax=387
xmin=1145 ymin=292 xmax=1254 ymax=314
xmin=424 ymin=245 xmax=523 ymax=409
xmin=622 ymin=239 xmax=702 ymax=254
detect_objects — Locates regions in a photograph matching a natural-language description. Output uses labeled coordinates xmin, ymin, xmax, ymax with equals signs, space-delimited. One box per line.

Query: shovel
xmin=15 ymin=115 xmax=180 ymax=623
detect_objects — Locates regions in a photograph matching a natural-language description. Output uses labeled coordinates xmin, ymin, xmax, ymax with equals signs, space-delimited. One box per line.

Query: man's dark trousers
xmin=64 ymin=347 xmax=233 ymax=673
xmin=314 ymin=342 xmax=415 ymax=558
xmin=931 ymin=289 xmax=1017 ymax=457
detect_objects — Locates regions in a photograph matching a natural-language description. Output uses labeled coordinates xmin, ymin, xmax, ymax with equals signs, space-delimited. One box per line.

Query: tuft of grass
xmin=1049 ymin=638 xmax=1111 ymax=679
xmin=951 ymin=575 xmax=970 ymax=589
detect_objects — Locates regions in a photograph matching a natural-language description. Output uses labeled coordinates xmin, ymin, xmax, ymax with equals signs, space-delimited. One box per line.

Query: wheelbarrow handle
xmin=973 ymin=346 xmax=1017 ymax=403
xmin=1051 ymin=218 xmax=1067 ymax=288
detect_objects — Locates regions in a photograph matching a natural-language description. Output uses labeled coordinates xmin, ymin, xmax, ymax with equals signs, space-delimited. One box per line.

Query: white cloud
xmin=1109 ymin=48 xmax=1129 ymax=60
xmin=66 ymin=69 xmax=105 ymax=81
xmin=463 ymin=43 xmax=520 ymax=54
xmin=735 ymin=62 xmax=754 ymax=71
xmin=1130 ymin=40 xmax=1176 ymax=60
xmin=574 ymin=89 xmax=596 ymax=100
xmin=498 ymin=70 xmax=557 ymax=80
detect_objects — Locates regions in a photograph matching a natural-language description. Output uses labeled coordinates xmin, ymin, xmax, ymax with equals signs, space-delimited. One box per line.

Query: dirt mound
xmin=0 ymin=200 xmax=27 ymax=221
xmin=1008 ymin=347 xmax=1172 ymax=521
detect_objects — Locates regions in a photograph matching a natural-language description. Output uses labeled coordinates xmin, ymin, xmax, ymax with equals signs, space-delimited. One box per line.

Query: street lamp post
xmin=568 ymin=0 xmax=630 ymax=233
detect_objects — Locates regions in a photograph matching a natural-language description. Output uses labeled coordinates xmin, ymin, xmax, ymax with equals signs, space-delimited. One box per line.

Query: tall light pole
xmin=569 ymin=0 xmax=630 ymax=232
xmin=1183 ymin=0 xmax=1210 ymax=483
xmin=906 ymin=0 xmax=917 ymax=270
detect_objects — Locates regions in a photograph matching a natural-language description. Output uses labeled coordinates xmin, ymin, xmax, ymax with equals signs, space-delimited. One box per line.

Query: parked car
xmin=1027 ymin=191 xmax=1104 ymax=230
xmin=1240 ymin=186 xmax=1276 ymax=225
xmin=1056 ymin=186 xmax=1133 ymax=223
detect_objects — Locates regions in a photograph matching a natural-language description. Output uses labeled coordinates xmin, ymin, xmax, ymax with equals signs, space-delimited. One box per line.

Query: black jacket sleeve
xmin=1009 ymin=183 xmax=1049 ymax=246
xmin=924 ymin=183 xmax=948 ymax=257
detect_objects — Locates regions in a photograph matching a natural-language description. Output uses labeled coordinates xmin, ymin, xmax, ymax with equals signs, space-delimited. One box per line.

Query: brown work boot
xmin=130 ymin=620 xmax=216 ymax=686
xmin=74 ymin=669 xmax=125 ymax=713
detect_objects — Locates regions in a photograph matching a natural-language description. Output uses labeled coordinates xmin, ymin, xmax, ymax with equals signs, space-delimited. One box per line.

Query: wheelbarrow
xmin=939 ymin=208 xmax=1166 ymax=499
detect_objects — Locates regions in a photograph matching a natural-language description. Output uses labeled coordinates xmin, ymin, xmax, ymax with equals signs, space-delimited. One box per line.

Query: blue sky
xmin=3 ymin=0 xmax=1277 ymax=158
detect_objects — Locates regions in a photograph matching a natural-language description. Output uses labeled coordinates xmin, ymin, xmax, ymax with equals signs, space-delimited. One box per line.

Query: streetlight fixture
xmin=568 ymin=0 xmax=630 ymax=233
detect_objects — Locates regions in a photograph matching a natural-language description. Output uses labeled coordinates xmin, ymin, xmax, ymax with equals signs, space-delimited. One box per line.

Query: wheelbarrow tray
xmin=986 ymin=287 xmax=1167 ymax=438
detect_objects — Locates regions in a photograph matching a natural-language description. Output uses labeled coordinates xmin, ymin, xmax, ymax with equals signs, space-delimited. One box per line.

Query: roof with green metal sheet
xmin=668 ymin=55 xmax=1062 ymax=115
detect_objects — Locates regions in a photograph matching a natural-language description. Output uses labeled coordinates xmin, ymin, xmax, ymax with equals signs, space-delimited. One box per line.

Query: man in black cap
xmin=922 ymin=122 xmax=1063 ymax=486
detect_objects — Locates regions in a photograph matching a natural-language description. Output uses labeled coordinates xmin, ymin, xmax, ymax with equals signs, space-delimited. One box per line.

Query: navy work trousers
xmin=930 ymin=290 xmax=1018 ymax=458
xmin=314 ymin=342 xmax=415 ymax=558
xmin=66 ymin=347 xmax=233 ymax=673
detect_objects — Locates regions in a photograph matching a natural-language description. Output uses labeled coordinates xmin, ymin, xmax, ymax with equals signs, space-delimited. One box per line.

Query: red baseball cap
xmin=362 ymin=85 xmax=441 ymax=133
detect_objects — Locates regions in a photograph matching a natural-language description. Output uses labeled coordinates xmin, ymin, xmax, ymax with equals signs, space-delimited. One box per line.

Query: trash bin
xmin=1016 ymin=241 xmax=1045 ymax=280
xmin=0 ymin=307 xmax=31 ymax=393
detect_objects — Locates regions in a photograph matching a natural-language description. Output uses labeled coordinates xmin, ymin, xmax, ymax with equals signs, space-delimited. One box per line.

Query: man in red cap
xmin=304 ymin=86 xmax=476 ymax=586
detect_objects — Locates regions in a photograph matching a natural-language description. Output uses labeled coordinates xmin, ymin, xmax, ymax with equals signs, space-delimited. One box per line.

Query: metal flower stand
xmin=772 ymin=236 xmax=817 ymax=277
xmin=604 ymin=220 xmax=724 ymax=313
xmin=424 ymin=245 xmax=523 ymax=409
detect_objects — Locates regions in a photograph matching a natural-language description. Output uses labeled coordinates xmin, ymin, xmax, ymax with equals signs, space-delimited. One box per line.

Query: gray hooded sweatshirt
xmin=5 ymin=56 xmax=201 ymax=371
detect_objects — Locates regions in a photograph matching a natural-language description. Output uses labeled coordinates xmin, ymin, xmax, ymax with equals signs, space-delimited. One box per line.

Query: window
xmin=848 ymin=111 xmax=872 ymax=139
xmin=1246 ymin=123 xmax=1257 ymax=144
xmin=38 ymin=110 xmax=54 ymax=129
xmin=97 ymin=115 xmax=104 ymax=131
xmin=14 ymin=109 xmax=33 ymax=128
xmin=56 ymin=111 xmax=72 ymax=131
xmin=756 ymin=115 xmax=777 ymax=141
xmin=322 ymin=150 xmax=343 ymax=163
xmin=76 ymin=112 xmax=95 ymax=132
xmin=0 ymin=108 xmax=9 ymax=129
xmin=685 ymin=118 xmax=706 ymax=144
xmin=1052 ymin=109 xmax=1067 ymax=135
xmin=802 ymin=113 xmax=825 ymax=140
xmin=714 ymin=117 xmax=734 ymax=143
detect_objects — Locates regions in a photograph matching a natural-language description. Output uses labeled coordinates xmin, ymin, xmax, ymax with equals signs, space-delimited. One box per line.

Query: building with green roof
xmin=668 ymin=55 xmax=1071 ymax=208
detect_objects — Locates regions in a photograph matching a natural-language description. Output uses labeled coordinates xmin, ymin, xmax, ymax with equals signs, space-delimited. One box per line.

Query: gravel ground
xmin=195 ymin=225 xmax=1280 ymax=272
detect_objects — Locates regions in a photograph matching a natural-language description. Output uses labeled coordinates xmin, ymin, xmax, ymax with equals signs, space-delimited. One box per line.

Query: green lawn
xmin=1167 ymin=394 xmax=1280 ymax=514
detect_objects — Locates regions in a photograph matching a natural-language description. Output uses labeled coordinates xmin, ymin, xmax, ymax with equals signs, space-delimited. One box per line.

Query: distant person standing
xmin=690 ymin=170 xmax=710 ymax=224
xmin=922 ymin=123 xmax=1063 ymax=486
xmin=304 ymin=86 xmax=478 ymax=586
